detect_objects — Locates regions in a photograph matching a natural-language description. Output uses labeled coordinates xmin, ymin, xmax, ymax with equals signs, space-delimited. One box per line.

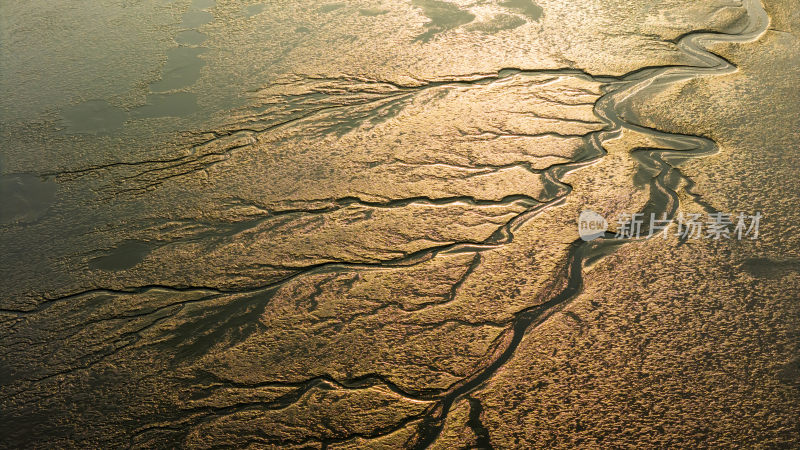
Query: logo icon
xmin=578 ymin=210 xmax=607 ymax=241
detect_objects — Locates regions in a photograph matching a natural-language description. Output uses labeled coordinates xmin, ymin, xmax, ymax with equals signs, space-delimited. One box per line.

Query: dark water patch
xmin=149 ymin=47 xmax=208 ymax=92
xmin=467 ymin=13 xmax=526 ymax=33
xmin=132 ymin=92 xmax=199 ymax=118
xmin=412 ymin=0 xmax=475 ymax=42
xmin=0 ymin=174 xmax=56 ymax=225
xmin=740 ymin=257 xmax=800 ymax=279
xmin=174 ymin=29 xmax=208 ymax=45
xmin=367 ymin=97 xmax=412 ymax=127
xmin=501 ymin=0 xmax=543 ymax=21
xmin=631 ymin=150 xmax=667 ymax=188
xmin=89 ymin=240 xmax=156 ymax=271
xmin=242 ymin=3 xmax=265 ymax=17
xmin=61 ymin=100 xmax=128 ymax=135
xmin=158 ymin=288 xmax=276 ymax=362
xmin=180 ymin=10 xmax=214 ymax=28
xmin=359 ymin=7 xmax=389 ymax=16
xmin=777 ymin=357 xmax=800 ymax=385
xmin=318 ymin=2 xmax=345 ymax=13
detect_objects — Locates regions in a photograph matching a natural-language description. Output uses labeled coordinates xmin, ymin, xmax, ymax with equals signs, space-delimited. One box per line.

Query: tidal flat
xmin=1 ymin=0 xmax=798 ymax=447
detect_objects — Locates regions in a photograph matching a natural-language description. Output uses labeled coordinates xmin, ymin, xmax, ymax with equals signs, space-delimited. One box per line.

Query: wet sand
xmin=1 ymin=0 xmax=798 ymax=447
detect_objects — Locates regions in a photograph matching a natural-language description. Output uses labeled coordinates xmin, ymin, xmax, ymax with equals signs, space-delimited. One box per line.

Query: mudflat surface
xmin=1 ymin=0 xmax=798 ymax=447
